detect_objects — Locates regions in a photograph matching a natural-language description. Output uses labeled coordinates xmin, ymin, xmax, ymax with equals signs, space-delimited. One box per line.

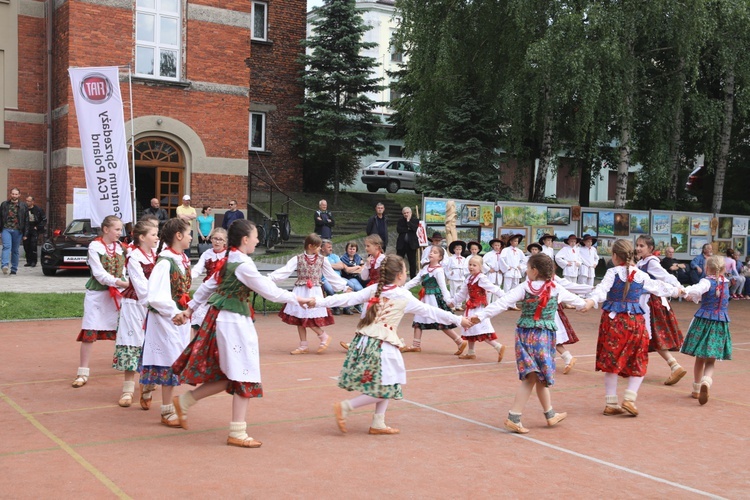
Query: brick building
xmin=0 ymin=0 xmax=304 ymax=230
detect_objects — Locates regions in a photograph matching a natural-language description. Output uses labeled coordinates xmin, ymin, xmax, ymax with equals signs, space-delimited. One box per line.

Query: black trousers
xmin=398 ymin=247 xmax=418 ymax=279
xmin=23 ymin=230 xmax=39 ymax=265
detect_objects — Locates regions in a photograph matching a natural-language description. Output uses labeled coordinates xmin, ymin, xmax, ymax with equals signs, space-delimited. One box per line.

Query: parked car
xmin=686 ymin=164 xmax=707 ymax=192
xmin=360 ymin=159 xmax=422 ymax=193
xmin=41 ymin=219 xmax=98 ymax=276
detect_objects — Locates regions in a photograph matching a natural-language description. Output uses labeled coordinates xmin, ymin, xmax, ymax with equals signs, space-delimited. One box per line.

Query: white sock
xmin=371 ymin=413 xmax=387 ymax=430
xmin=160 ymin=403 xmax=175 ymax=416
xmin=77 ymin=367 xmax=90 ymax=377
xmin=561 ymin=351 xmax=573 ymax=364
xmin=340 ymin=399 xmax=353 ymax=418
xmin=122 ymin=381 xmax=135 ymax=393
xmin=604 ymin=372 xmax=618 ymax=396
xmin=605 ymin=395 xmax=619 ymax=407
xmin=178 ymin=391 xmax=197 ymax=412
xmin=229 ymin=421 xmax=249 ymax=440
xmin=623 ymin=389 xmax=637 ymax=402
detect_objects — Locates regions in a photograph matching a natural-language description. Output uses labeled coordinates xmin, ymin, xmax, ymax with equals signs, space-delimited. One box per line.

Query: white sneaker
xmin=1 ymin=266 xmax=8 ymax=275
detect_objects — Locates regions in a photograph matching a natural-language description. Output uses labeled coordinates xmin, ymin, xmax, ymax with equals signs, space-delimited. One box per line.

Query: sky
xmin=308 ymin=0 xmax=324 ymax=11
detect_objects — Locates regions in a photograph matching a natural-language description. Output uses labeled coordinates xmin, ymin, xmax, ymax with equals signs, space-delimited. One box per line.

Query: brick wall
xmin=6 ymin=169 xmax=46 ymax=207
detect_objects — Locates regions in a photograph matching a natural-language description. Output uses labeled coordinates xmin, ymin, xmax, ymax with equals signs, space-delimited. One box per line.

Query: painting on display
xmin=614 ymin=213 xmax=630 ymax=236
xmin=690 ymin=237 xmax=709 ymax=256
xmin=458 ymin=204 xmax=480 ymax=225
xmin=523 ymin=205 xmax=548 ymax=226
xmin=717 ymin=217 xmax=732 ymax=239
xmin=690 ymin=216 xmax=710 ymax=236
xmin=581 ymin=212 xmax=598 ymax=236
xmin=652 ymin=214 xmax=671 ymax=235
xmin=671 ymin=215 xmax=689 ymax=237
xmin=531 ymin=225 xmax=555 ymax=243
xmin=654 ymin=235 xmax=671 ymax=254
xmin=479 ymin=227 xmax=494 ymax=253
xmin=733 ymin=237 xmax=745 ymax=254
xmin=456 ymin=226 xmax=480 ymax=245
xmin=493 ymin=204 xmax=503 ymax=223
xmin=424 ymin=200 xmax=446 ymax=224
xmin=733 ymin=217 xmax=748 ymax=236
xmin=597 ymin=237 xmax=615 ymax=257
xmin=671 ymin=233 xmax=687 ymax=253
xmin=426 ymin=225 xmax=446 ymax=241
xmin=571 ymin=205 xmax=581 ymax=222
xmin=497 ymin=227 xmax=528 ymax=246
xmin=714 ymin=240 xmax=731 ymax=255
xmin=502 ymin=206 xmax=525 ymax=227
xmin=599 ymin=211 xmax=615 ymax=236
xmin=480 ymin=205 xmax=494 ymax=227
xmin=629 ymin=213 xmax=649 ymax=234
xmin=547 ymin=207 xmax=571 ymax=225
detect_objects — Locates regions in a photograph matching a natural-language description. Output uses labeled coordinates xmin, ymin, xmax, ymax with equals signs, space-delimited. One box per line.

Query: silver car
xmin=360 ymin=159 xmax=422 ymax=193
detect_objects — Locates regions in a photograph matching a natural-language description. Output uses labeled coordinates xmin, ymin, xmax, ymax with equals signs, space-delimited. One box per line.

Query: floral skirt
xmin=112 ymin=345 xmax=142 ymax=372
xmin=462 ymin=332 xmax=497 ymax=342
xmin=278 ymin=309 xmax=334 ymax=328
xmin=557 ymin=306 xmax=579 ymax=345
xmin=681 ymin=318 xmax=732 ymax=360
xmin=139 ymin=365 xmax=181 ymax=386
xmin=172 ymin=307 xmax=263 ymax=398
xmin=596 ymin=313 xmax=649 ymax=377
xmin=515 ymin=327 xmax=557 ymax=387
xmin=338 ymin=334 xmax=403 ymax=399
xmin=647 ymin=295 xmax=683 ymax=352
xmin=77 ymin=329 xmax=116 ymax=343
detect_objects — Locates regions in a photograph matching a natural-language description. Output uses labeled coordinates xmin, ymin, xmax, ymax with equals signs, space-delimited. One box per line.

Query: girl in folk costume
xmin=171 ymin=220 xmax=312 ymax=448
xmin=315 ymin=255 xmax=473 ymax=435
xmin=140 ymin=218 xmax=193 ymax=427
xmin=190 ymin=227 xmax=228 ymax=329
xmin=359 ymin=234 xmax=386 ymax=286
xmin=445 ymin=240 xmax=469 ymax=300
xmin=500 ymin=233 xmax=527 ymax=291
xmin=539 ymin=233 xmax=556 ymax=259
xmin=472 ymin=254 xmax=593 ymax=434
xmin=681 ymin=256 xmax=733 ymax=405
xmin=555 ymin=234 xmax=582 ymax=282
xmin=113 ymin=221 xmax=158 ymax=408
xmin=482 ymin=238 xmax=507 ymax=302
xmin=529 ymin=243 xmax=590 ymax=374
xmin=401 ymin=245 xmax=468 ymax=355
xmin=448 ymin=255 xmax=507 ymax=361
xmin=587 ymin=239 xmax=680 ymax=417
xmin=72 ymin=215 xmax=128 ymax=388
xmin=635 ymin=235 xmax=687 ymax=386
xmin=420 ymin=232 xmax=449 ymax=266
xmin=269 ymin=233 xmax=348 ymax=355
xmin=578 ymin=234 xmax=600 ymax=286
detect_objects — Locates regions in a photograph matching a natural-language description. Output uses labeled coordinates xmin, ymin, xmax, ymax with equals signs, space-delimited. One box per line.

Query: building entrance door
xmin=132 ymin=138 xmax=185 ymax=217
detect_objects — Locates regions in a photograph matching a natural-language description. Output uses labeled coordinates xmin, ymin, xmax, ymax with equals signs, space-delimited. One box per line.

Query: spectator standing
xmin=689 ymin=243 xmax=712 ymax=284
xmin=143 ymin=198 xmax=169 ymax=231
xmin=23 ymin=195 xmax=46 ymax=267
xmin=661 ymin=246 xmax=690 ymax=284
xmin=196 ymin=206 xmax=215 ymax=244
xmin=314 ymin=199 xmax=334 ymax=238
xmin=176 ymin=195 xmax=197 ymax=257
xmin=1 ymin=188 xmax=28 ymax=275
xmin=365 ymin=202 xmax=389 ymax=251
xmin=221 ymin=199 xmax=245 ymax=230
xmin=396 ymin=206 xmax=420 ymax=279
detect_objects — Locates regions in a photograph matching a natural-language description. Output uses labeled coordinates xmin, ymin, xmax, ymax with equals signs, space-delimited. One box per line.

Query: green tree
xmin=293 ymin=0 xmax=383 ymax=203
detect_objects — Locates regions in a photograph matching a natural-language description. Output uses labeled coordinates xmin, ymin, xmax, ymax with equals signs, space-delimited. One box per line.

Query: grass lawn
xmin=0 ymin=293 xmax=85 ymax=321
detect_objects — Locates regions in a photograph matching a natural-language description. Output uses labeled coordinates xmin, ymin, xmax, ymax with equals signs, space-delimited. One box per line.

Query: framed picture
xmin=523 ymin=205 xmax=547 ymax=226
xmin=718 ymin=216 xmax=732 ymax=239
xmin=654 ymin=235 xmax=671 ymax=254
xmin=424 ymin=200 xmax=446 ymax=224
xmin=426 ymin=225 xmax=446 ymax=241
xmin=733 ymin=237 xmax=745 ymax=254
xmin=714 ymin=240 xmax=731 ymax=255
xmin=456 ymin=226 xmax=480 ymax=245
xmin=480 ymin=205 xmax=494 ymax=227
xmin=581 ymin=212 xmax=598 ymax=236
xmin=671 ymin=233 xmax=687 ymax=253
xmin=494 ymin=204 xmax=503 ymax=223
xmin=614 ymin=213 xmax=630 ymax=236
xmin=571 ymin=205 xmax=581 ymax=222
xmin=733 ymin=217 xmax=748 ymax=236
xmin=599 ymin=211 xmax=614 ymax=235
xmin=597 ymin=237 xmax=615 ymax=257
xmin=531 ymin=225 xmax=555 ymax=243
xmin=547 ymin=207 xmax=571 ymax=225
xmin=502 ymin=206 xmax=525 ymax=227
xmin=498 ymin=227 xmax=528 ymax=244
xmin=629 ymin=213 xmax=649 ymax=234
xmin=459 ymin=204 xmax=480 ymax=225
xmin=479 ymin=227 xmax=494 ymax=253
xmin=652 ymin=214 xmax=671 ymax=235
xmin=671 ymin=216 xmax=689 ymax=236
xmin=690 ymin=216 xmax=710 ymax=236
xmin=690 ymin=237 xmax=709 ymax=256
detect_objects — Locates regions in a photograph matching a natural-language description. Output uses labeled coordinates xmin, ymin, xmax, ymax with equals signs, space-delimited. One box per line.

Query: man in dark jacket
xmin=142 ymin=198 xmax=168 ymax=231
xmin=1 ymin=188 xmax=28 ymax=275
xmin=23 ymin=196 xmax=46 ymax=267
xmin=221 ymin=199 xmax=245 ymax=230
xmin=396 ymin=206 xmax=420 ymax=279
xmin=365 ymin=202 xmax=389 ymax=251
xmin=314 ymin=199 xmax=334 ymax=239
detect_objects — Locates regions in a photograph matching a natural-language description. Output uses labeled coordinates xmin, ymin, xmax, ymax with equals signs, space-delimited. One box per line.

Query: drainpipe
xmin=45 ymin=0 xmax=53 ymax=229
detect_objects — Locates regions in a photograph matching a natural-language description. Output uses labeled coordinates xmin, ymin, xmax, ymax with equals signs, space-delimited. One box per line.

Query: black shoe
xmin=31 ymin=263 xmax=37 ymax=267
xmin=342 ymin=308 xmax=353 ymax=315
xmin=10 ymin=271 xmax=17 ymax=275
xmin=24 ymin=263 xmax=32 ymax=267
xmin=332 ymin=308 xmax=341 ymax=315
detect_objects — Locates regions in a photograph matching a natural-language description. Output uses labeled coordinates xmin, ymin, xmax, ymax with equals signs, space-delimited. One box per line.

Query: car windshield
xmin=366 ymin=160 xmax=389 ymax=169
xmin=65 ymin=220 xmax=93 ymax=235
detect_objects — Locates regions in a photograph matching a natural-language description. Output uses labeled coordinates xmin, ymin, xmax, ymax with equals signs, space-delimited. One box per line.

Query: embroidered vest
xmin=602 ymin=274 xmax=644 ymax=314
xmin=696 ymin=278 xmax=730 ymax=322
xmin=204 ymin=257 xmax=220 ymax=282
xmin=420 ymin=274 xmax=450 ymax=310
xmin=150 ymin=256 xmax=191 ymax=311
xmin=518 ymin=292 xmax=558 ymax=330
xmin=466 ymin=280 xmax=487 ymax=310
xmin=85 ymin=251 xmax=125 ymax=291
xmin=208 ymin=262 xmax=254 ymax=317
xmin=121 ymin=261 xmax=155 ymax=301
xmin=294 ymin=254 xmax=324 ymax=287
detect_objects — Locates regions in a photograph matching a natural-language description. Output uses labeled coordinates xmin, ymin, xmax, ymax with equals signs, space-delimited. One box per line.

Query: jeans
xmin=1 ymin=228 xmax=22 ymax=272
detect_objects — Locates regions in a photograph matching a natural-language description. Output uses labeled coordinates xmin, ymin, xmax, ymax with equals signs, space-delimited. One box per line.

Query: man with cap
xmin=176 ymin=194 xmax=197 ymax=257
xmin=555 ymin=234 xmax=582 ymax=281
xmin=578 ymin=234 xmax=599 ymax=286
xmin=539 ymin=233 xmax=556 ymax=259
xmin=421 ymin=231 xmax=448 ymax=267
xmin=482 ymin=237 xmax=507 ymax=302
xmin=445 ymin=239 xmax=468 ymax=299
xmin=499 ymin=232 xmax=526 ymax=291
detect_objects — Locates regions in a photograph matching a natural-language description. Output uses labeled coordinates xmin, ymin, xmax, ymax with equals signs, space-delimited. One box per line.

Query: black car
xmin=41 ymin=219 xmax=98 ymax=276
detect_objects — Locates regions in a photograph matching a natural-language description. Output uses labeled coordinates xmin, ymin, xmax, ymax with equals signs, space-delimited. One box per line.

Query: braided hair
xmin=612 ymin=239 xmax=636 ymax=298
xmin=357 ymin=255 xmax=405 ymax=329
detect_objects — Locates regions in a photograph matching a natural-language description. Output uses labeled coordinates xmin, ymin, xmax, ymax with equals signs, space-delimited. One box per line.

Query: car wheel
xmin=42 ymin=267 xmax=56 ymax=276
xmin=386 ymin=180 xmax=399 ymax=193
xmin=366 ymin=184 xmax=378 ymax=193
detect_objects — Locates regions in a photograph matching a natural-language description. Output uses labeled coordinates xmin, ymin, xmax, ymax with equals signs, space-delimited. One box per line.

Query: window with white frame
xmin=249 ymin=112 xmax=266 ymax=151
xmin=135 ymin=0 xmax=181 ymax=80
xmin=251 ymin=1 xmax=268 ymax=41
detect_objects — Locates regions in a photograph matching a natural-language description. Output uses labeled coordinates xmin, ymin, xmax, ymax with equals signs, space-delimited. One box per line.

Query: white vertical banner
xmin=68 ymin=66 xmax=133 ymax=226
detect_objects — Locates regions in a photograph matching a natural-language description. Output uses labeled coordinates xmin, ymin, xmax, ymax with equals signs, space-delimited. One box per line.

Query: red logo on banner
xmin=79 ymin=73 xmax=113 ymax=104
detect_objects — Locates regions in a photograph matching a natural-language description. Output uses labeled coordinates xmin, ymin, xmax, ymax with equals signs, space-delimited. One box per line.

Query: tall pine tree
xmin=293 ymin=0 xmax=383 ymax=203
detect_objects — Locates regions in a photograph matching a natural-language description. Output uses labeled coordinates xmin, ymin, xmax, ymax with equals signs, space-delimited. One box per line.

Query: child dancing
xmin=472 ymin=254 xmax=593 ymax=433
xmin=681 ymin=256 xmax=732 ymax=405
xmin=401 ymin=245 xmax=467 ymax=355
xmin=270 ymin=233 xmax=348 ymax=355
xmin=190 ymin=227 xmax=228 ymax=329
xmin=360 ymin=234 xmax=386 ymax=286
xmin=587 ymin=240 xmax=680 ymax=417
xmin=172 ymin=220 xmax=312 ymax=447
xmin=72 ymin=215 xmax=128 ymax=388
xmin=315 ymin=255 xmax=473 ymax=434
